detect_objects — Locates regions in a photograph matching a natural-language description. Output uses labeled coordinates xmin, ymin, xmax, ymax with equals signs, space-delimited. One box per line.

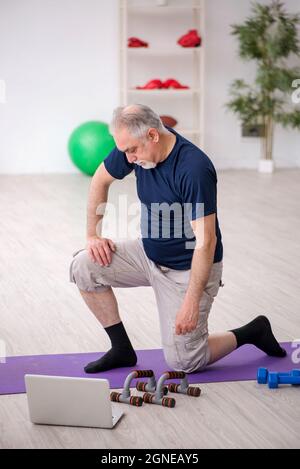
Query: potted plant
xmin=227 ymin=0 xmax=300 ymax=173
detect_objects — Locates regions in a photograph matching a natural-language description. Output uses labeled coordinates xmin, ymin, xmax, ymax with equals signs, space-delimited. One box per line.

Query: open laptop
xmin=25 ymin=374 xmax=124 ymax=429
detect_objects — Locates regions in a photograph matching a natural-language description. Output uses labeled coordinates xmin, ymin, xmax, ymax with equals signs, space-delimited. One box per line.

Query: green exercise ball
xmin=68 ymin=121 xmax=115 ymax=176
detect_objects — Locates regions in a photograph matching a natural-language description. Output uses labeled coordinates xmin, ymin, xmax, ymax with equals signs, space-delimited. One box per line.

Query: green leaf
xmin=227 ymin=0 xmax=300 ymax=132
xmin=275 ymin=111 xmax=300 ymax=128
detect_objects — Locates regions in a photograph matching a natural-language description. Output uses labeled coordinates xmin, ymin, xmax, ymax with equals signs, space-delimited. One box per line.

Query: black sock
xmin=230 ymin=315 xmax=286 ymax=357
xmin=84 ymin=322 xmax=137 ymax=374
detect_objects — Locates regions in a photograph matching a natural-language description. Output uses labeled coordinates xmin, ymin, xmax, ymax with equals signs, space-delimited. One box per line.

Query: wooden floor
xmin=0 ymin=169 xmax=299 ymax=449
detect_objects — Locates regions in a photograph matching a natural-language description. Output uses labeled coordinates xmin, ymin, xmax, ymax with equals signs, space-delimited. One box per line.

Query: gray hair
xmin=109 ymin=104 xmax=167 ymax=139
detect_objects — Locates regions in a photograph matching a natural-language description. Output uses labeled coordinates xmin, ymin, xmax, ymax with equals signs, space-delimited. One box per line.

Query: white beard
xmin=135 ymin=161 xmax=157 ymax=170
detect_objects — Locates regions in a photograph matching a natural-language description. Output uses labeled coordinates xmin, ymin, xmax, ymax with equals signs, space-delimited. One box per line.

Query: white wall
xmin=0 ymin=0 xmax=299 ymax=173
xmin=0 ymin=0 xmax=119 ymax=173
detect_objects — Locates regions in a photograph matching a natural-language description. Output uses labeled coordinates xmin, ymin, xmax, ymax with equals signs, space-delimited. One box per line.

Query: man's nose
xmin=127 ymin=155 xmax=137 ymax=163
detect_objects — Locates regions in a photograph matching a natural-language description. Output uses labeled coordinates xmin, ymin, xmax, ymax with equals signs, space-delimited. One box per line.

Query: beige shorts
xmin=69 ymin=238 xmax=224 ymax=373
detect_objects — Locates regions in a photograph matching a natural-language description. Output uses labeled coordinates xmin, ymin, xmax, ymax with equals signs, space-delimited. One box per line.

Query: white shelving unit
xmin=119 ymin=0 xmax=205 ymax=148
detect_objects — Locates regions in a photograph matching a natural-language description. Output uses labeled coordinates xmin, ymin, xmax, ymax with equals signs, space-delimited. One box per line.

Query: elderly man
xmin=70 ymin=104 xmax=286 ymax=374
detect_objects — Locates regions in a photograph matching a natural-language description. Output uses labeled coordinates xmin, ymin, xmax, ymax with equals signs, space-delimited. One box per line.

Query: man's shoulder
xmin=176 ymin=143 xmax=215 ymax=175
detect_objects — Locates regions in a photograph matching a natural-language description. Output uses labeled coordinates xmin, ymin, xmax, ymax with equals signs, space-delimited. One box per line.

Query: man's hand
xmin=175 ymin=297 xmax=200 ymax=335
xmin=86 ymin=236 xmax=116 ymax=266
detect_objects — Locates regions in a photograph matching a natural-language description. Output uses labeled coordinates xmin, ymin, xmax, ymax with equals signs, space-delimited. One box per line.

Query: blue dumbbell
xmin=257 ymin=367 xmax=300 ymax=384
xmin=268 ymin=371 xmax=300 ymax=389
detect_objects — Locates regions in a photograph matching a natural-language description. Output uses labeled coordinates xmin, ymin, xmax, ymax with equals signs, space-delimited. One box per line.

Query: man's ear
xmin=148 ymin=128 xmax=159 ymax=143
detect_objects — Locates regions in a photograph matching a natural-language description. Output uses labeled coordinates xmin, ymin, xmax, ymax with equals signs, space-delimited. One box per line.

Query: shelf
xmin=124 ymin=6 xmax=202 ymax=14
xmin=127 ymin=89 xmax=200 ymax=96
xmin=120 ymin=0 xmax=205 ymax=148
xmin=126 ymin=48 xmax=201 ymax=56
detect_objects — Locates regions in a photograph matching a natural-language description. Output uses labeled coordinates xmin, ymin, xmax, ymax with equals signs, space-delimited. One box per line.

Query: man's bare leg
xmin=207 ymin=332 xmax=237 ymax=364
xmin=79 ymin=287 xmax=137 ymax=373
xmin=79 ymin=287 xmax=120 ymax=328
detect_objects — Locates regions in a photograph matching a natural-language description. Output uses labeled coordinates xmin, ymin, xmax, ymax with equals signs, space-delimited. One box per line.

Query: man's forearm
xmin=185 ymin=241 xmax=217 ymax=303
xmin=86 ymin=177 xmax=109 ymax=239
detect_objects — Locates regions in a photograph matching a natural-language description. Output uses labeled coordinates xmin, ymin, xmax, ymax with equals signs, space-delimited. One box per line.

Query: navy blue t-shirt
xmin=104 ymin=127 xmax=223 ymax=270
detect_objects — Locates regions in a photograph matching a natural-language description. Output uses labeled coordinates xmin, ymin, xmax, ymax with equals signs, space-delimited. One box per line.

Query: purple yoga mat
xmin=0 ymin=343 xmax=295 ymax=396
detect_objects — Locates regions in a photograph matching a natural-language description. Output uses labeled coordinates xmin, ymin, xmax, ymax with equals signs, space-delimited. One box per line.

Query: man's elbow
xmin=206 ymin=236 xmax=217 ymax=250
xmin=195 ymin=235 xmax=217 ymax=251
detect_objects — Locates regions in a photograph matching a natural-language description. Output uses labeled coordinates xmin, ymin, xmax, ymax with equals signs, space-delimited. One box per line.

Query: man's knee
xmin=69 ymin=249 xmax=110 ymax=293
xmin=180 ymin=356 xmax=208 ymax=373
xmin=163 ymin=340 xmax=209 ymax=373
